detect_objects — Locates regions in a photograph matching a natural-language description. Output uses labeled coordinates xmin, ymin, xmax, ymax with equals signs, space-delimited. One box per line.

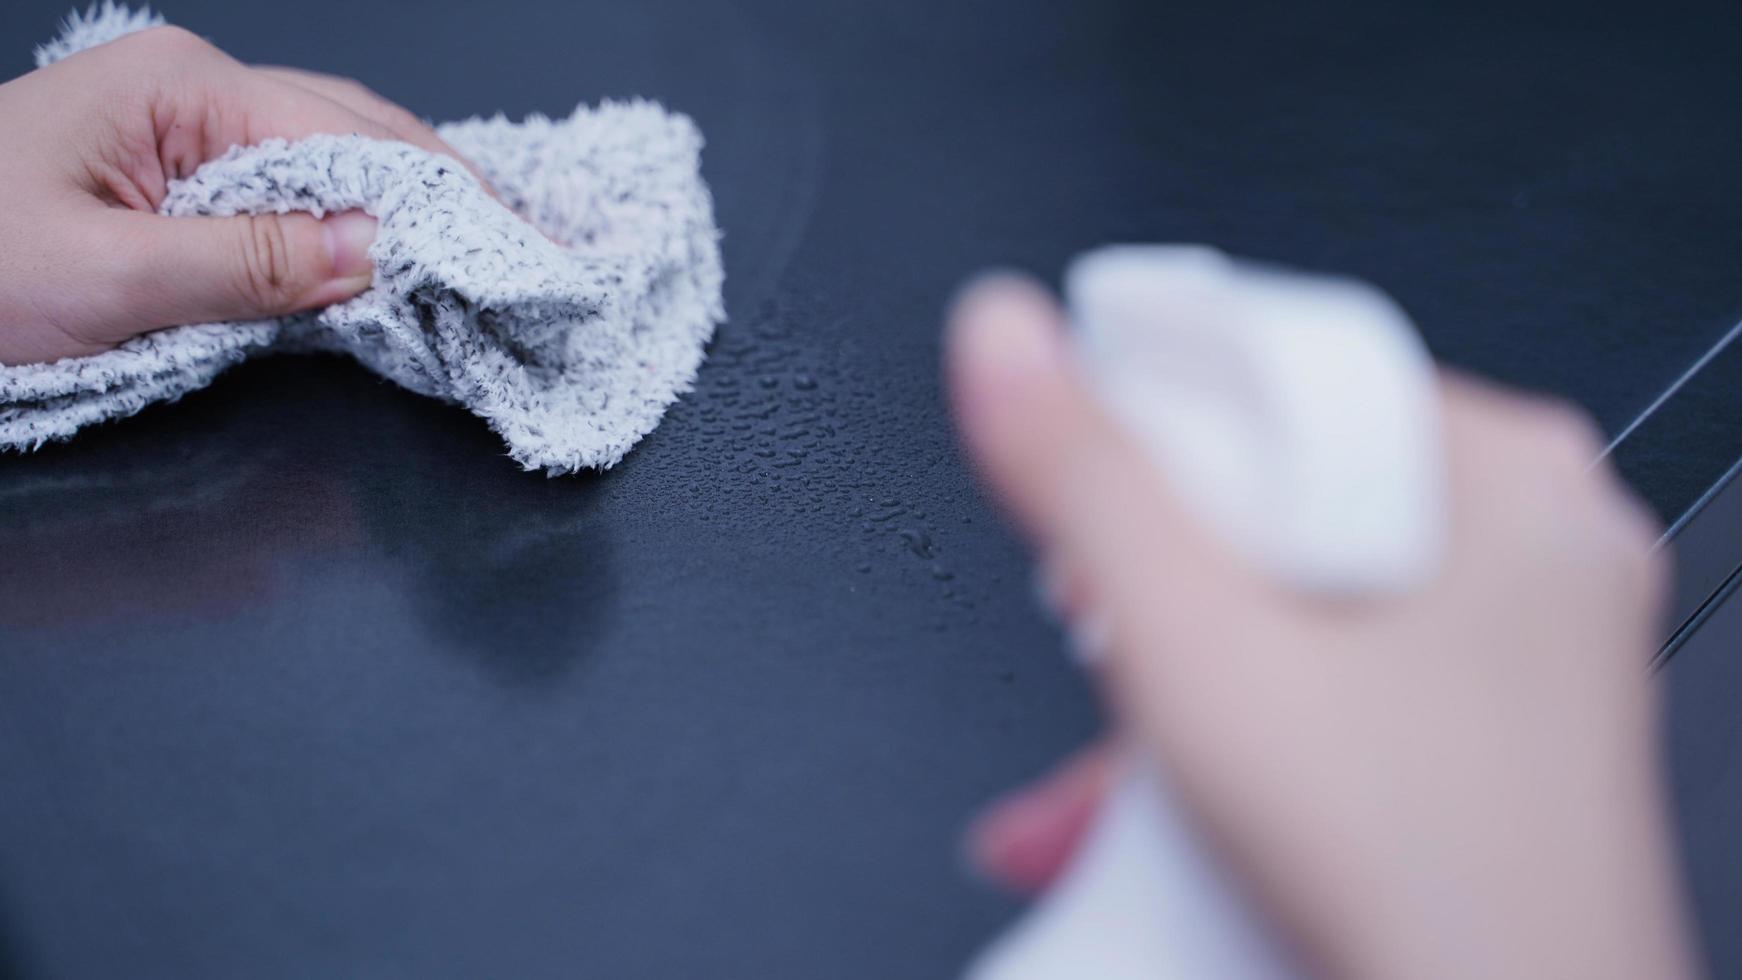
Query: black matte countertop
xmin=1 ymin=2 xmax=1739 ymax=977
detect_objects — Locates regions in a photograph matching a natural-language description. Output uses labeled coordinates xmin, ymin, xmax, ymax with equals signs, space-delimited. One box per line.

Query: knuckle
xmin=1638 ymin=538 xmax=1674 ymax=608
xmin=1601 ymin=524 xmax=1670 ymax=620
xmin=1524 ymin=399 xmax=1606 ymax=468
xmin=339 ymin=78 xmax=378 ymax=102
xmin=235 ymin=215 xmax=298 ymax=311
xmin=124 ymin=25 xmax=211 ymax=58
xmin=1615 ymin=497 xmax=1668 ymax=570
xmin=390 ymin=106 xmax=433 ymax=138
xmin=373 ymin=101 xmax=435 ymax=143
xmin=1591 ymin=488 xmax=1668 ymax=604
xmin=330 ymin=78 xmax=434 ymax=139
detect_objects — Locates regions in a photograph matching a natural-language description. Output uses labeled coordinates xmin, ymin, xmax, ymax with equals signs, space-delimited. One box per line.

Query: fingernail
xmin=970 ymin=789 xmax=1048 ymax=853
xmin=322 ymin=211 xmax=377 ymax=281
xmin=962 ymin=781 xmax=1079 ymax=892
xmin=949 ymin=272 xmax=1061 ymax=376
xmin=948 ymin=269 xmax=1031 ymax=314
xmin=963 ymin=793 xmax=1039 ymax=885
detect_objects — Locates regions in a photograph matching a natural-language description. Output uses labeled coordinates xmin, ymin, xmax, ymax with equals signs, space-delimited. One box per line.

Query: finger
xmin=67 ymin=29 xmax=411 ymax=199
xmin=945 ymin=272 xmax=1262 ymax=610
xmin=87 ymin=207 xmax=376 ymax=338
xmin=964 ymin=742 xmax=1115 ymax=894
xmin=254 ymin=67 xmax=498 ymax=196
xmin=105 ymin=32 xmax=488 ymax=193
xmin=155 ymin=74 xmax=408 ymax=186
xmin=1439 ymin=373 xmax=1671 ymax=620
xmin=946 ymin=273 xmax=1080 ymax=546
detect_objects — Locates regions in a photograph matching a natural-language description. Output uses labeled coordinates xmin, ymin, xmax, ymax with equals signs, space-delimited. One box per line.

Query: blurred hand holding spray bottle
xmin=967 ymin=245 xmax=1446 ymax=980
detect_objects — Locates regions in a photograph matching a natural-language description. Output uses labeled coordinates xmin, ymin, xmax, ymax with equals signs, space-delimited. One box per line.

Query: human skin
xmin=0 ymin=26 xmax=490 ymax=366
xmin=947 ymin=276 xmax=1700 ymax=980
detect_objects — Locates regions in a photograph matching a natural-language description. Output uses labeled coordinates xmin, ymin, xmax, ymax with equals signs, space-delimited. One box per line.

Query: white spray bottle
xmin=967 ymin=245 xmax=1447 ymax=980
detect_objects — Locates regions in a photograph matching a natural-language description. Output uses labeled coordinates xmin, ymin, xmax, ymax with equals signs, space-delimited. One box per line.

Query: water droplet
xmin=901 ymin=529 xmax=934 ymax=559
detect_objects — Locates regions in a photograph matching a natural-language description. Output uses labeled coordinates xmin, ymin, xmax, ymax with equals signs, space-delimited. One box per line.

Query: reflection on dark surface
xmin=345 ymin=391 xmax=620 ymax=684
xmin=0 ymin=356 xmax=618 ymax=685
xmin=0 ymin=419 xmax=354 ymax=627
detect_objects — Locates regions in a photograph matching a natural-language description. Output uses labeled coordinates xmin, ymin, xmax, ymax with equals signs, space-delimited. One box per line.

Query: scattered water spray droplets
xmin=624 ymin=291 xmax=978 ymax=620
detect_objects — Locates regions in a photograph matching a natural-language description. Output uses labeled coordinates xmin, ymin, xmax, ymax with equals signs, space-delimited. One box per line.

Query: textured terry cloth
xmin=1 ymin=4 xmax=724 ymax=472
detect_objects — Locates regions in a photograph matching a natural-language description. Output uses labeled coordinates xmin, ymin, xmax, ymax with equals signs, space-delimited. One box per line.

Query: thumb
xmin=946 ymin=272 xmax=1287 ymax=805
xmin=945 ymin=273 xmax=1259 ymax=607
xmin=97 ymin=208 xmax=376 ymax=339
xmin=945 ymin=268 xmax=1284 ymax=749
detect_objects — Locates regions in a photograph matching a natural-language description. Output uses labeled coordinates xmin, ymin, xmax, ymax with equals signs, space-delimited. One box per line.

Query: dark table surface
xmin=2 ymin=1 xmax=1740 ymax=977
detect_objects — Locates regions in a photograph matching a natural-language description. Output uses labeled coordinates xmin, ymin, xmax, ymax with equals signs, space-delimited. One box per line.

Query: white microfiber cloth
xmin=1 ymin=4 xmax=724 ymax=472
